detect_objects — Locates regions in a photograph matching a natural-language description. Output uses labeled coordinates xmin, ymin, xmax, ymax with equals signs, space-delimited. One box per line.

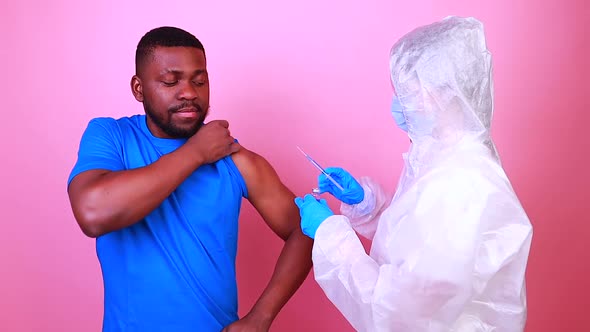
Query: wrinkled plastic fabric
xmin=312 ymin=16 xmax=533 ymax=332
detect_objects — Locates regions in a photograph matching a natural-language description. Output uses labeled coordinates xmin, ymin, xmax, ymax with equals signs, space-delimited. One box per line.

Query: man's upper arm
xmin=232 ymin=148 xmax=299 ymax=240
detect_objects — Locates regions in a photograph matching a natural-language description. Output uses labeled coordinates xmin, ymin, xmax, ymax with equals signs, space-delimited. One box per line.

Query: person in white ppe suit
xmin=294 ymin=16 xmax=533 ymax=332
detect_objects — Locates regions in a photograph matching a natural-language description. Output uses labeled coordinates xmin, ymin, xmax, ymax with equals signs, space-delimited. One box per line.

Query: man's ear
xmin=131 ymin=75 xmax=144 ymax=102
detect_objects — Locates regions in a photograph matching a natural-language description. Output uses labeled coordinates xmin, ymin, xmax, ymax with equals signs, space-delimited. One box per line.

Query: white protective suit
xmin=312 ymin=16 xmax=533 ymax=332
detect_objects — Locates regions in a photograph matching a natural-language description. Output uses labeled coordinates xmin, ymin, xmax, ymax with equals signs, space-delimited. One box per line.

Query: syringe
xmin=296 ymin=146 xmax=345 ymax=191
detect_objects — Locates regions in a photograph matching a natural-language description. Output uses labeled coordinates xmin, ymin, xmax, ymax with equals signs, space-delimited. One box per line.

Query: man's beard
xmin=144 ymin=100 xmax=207 ymax=138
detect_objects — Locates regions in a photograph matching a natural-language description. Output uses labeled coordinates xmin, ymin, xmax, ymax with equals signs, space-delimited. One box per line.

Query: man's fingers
xmin=215 ymin=119 xmax=229 ymax=128
xmin=228 ymin=142 xmax=241 ymax=154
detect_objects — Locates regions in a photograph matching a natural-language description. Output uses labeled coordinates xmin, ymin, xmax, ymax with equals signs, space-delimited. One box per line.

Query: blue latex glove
xmin=318 ymin=167 xmax=364 ymax=205
xmin=294 ymin=194 xmax=334 ymax=239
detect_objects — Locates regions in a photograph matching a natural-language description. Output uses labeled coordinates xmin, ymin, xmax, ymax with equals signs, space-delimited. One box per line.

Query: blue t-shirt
xmin=68 ymin=115 xmax=248 ymax=331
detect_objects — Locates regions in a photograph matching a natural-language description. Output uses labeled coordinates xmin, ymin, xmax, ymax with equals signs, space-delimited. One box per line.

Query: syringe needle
xmin=296 ymin=146 xmax=344 ymax=191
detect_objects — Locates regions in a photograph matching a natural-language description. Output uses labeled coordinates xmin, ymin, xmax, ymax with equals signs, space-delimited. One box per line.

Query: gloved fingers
xmin=319 ymin=198 xmax=328 ymax=206
xmin=294 ymin=197 xmax=304 ymax=208
xmin=318 ymin=177 xmax=336 ymax=194
xmin=318 ymin=172 xmax=337 ymax=185
xmin=296 ymin=194 xmax=321 ymax=208
xmin=324 ymin=166 xmax=345 ymax=175
xmin=324 ymin=167 xmax=358 ymax=188
xmin=318 ymin=173 xmax=327 ymax=184
xmin=319 ymin=175 xmax=348 ymax=194
xmin=325 ymin=167 xmax=354 ymax=183
xmin=303 ymin=194 xmax=317 ymax=203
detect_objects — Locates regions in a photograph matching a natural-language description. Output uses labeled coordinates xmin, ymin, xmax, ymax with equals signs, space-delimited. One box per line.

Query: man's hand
xmin=221 ymin=313 xmax=271 ymax=332
xmin=186 ymin=120 xmax=240 ymax=164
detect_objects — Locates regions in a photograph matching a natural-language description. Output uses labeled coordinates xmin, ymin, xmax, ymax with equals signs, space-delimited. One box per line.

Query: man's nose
xmin=177 ymin=81 xmax=198 ymax=100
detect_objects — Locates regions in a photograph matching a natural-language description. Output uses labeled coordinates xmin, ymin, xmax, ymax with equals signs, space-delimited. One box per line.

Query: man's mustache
xmin=169 ymin=103 xmax=203 ymax=113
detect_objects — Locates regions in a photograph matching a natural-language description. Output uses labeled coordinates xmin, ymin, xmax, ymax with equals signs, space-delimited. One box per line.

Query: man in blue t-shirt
xmin=67 ymin=26 xmax=313 ymax=332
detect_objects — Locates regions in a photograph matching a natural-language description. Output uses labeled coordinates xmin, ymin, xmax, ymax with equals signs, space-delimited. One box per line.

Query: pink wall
xmin=1 ymin=0 xmax=587 ymax=331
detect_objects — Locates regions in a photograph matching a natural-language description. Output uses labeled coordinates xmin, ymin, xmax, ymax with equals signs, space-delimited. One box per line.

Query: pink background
xmin=1 ymin=0 xmax=588 ymax=331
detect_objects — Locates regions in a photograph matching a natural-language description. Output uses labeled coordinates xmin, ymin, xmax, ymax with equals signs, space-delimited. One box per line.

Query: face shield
xmin=388 ymin=16 xmax=494 ymax=146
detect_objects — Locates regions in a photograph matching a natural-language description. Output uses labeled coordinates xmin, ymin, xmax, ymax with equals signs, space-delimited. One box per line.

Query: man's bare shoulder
xmin=230 ymin=145 xmax=278 ymax=186
xmin=230 ymin=146 xmax=298 ymax=239
xmin=231 ymin=146 xmax=264 ymax=173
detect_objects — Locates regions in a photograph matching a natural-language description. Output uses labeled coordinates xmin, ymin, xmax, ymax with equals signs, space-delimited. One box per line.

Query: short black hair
xmin=135 ymin=26 xmax=205 ymax=74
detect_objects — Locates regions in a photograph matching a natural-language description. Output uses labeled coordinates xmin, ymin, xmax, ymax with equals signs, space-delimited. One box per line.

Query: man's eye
xmin=194 ymin=81 xmax=206 ymax=86
xmin=162 ymin=81 xmax=177 ymax=86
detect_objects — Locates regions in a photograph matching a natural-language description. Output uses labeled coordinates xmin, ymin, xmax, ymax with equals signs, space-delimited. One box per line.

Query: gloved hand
xmin=294 ymin=194 xmax=334 ymax=239
xmin=318 ymin=167 xmax=364 ymax=205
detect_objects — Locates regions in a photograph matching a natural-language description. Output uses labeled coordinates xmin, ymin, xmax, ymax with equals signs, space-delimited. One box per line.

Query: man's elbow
xmin=69 ymin=187 xmax=117 ymax=238
xmin=70 ymin=195 xmax=113 ymax=238
xmin=74 ymin=209 xmax=108 ymax=238
xmin=80 ymin=226 xmax=102 ymax=238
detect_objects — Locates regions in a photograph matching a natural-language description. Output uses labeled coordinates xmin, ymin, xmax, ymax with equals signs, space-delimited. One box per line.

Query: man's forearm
xmin=246 ymin=230 xmax=313 ymax=326
xmin=69 ymin=144 xmax=203 ymax=237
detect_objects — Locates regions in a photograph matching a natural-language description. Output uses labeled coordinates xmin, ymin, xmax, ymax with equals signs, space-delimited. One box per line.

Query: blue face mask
xmin=391 ymin=96 xmax=408 ymax=132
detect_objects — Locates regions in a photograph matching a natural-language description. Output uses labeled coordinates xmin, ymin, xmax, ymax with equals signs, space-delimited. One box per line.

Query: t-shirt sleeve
xmin=67 ymin=118 xmax=126 ymax=187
